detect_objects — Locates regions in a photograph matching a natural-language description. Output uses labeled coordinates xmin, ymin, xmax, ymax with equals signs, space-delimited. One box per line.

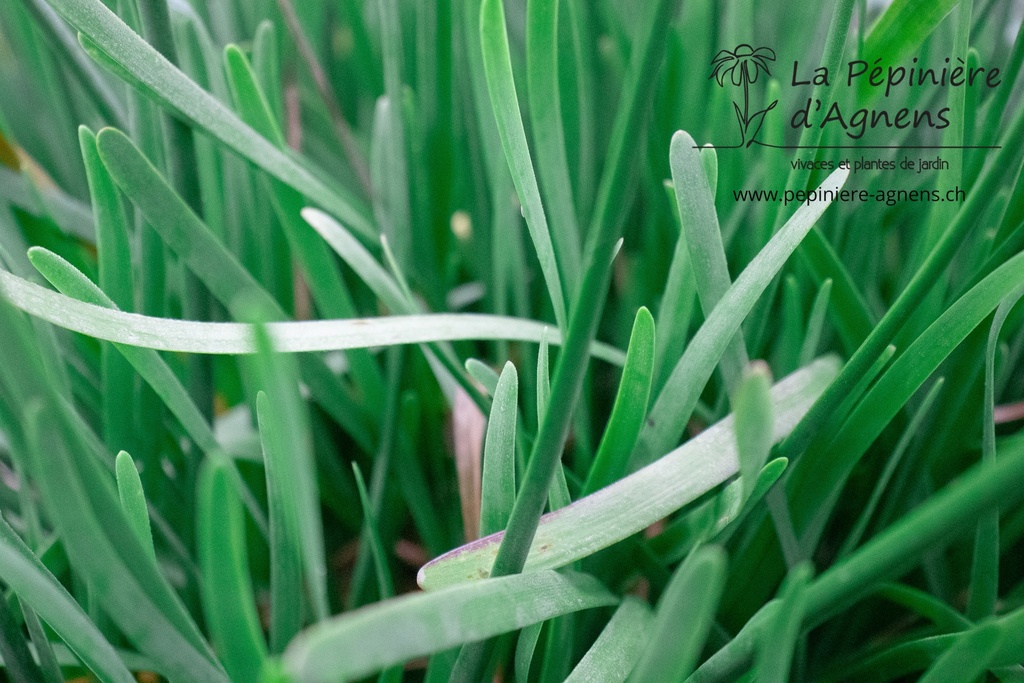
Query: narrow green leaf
xmin=584 ymin=307 xmax=655 ymax=494
xmin=514 ymin=624 xmax=543 ymax=683
xmin=224 ymin=44 xmax=284 ymax=146
xmin=918 ymin=622 xmax=1003 ymax=683
xmin=733 ymin=362 xmax=773 ymax=499
xmin=790 ymin=250 xmax=1024 ymax=550
xmin=0 ymin=515 xmax=135 ymax=683
xmin=480 ymin=0 xmax=567 ymax=329
xmin=418 ymin=357 xmax=836 ymax=590
xmin=970 ymin=286 xmax=1024 ymax=619
xmin=352 ymin=463 xmax=395 ymax=601
xmin=0 ymin=582 xmax=45 ymax=683
xmin=374 ymin=0 xmax=412 ymax=268
xmin=79 ymin=126 xmax=134 ymax=452
xmin=45 ymin=0 xmax=374 ymax=238
xmin=798 ymin=279 xmax=832 ymax=366
xmin=670 ymin=130 xmax=748 ymax=389
xmin=95 ymin=127 xmax=374 ymax=449
xmin=197 ymin=454 xmax=268 ymax=683
xmin=466 ymin=359 xmax=500 ymax=396
xmin=863 ymin=0 xmax=959 ymax=83
xmin=755 ymin=563 xmax=811 ymax=683
xmin=837 ymin=378 xmax=945 ymax=558
xmin=114 ymin=451 xmax=155 ymax=563
xmin=633 ymin=166 xmax=849 ymax=470
xmin=282 ymin=571 xmax=617 ymax=683
xmin=628 ymin=546 xmax=726 ymax=682
xmin=654 ymin=195 xmax=698 ymax=391
xmin=26 ymin=248 xmax=217 ymax=453
xmin=537 ymin=330 xmax=551 ymax=420
xmin=692 ymin=437 xmax=1024 ymax=683
xmin=481 ymin=362 xmax=518 ymax=536
xmin=20 ymin=401 xmax=227 ymax=683
xmin=244 ymin=310 xmax=330 ymax=627
xmin=564 ymin=598 xmax=653 ymax=683
xmin=224 ymin=43 xmax=386 ymax=412
xmin=95 ymin=127 xmax=277 ymax=312
xmin=526 ymin=0 xmax=581 ymax=294
xmin=0 ymin=266 xmax=624 ymax=363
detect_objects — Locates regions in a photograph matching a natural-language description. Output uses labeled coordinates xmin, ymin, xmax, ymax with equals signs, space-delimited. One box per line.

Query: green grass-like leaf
xmin=283 ymin=571 xmax=617 ymax=682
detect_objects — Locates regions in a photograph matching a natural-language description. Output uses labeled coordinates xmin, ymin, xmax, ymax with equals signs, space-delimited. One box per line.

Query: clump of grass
xmin=0 ymin=0 xmax=1022 ymax=681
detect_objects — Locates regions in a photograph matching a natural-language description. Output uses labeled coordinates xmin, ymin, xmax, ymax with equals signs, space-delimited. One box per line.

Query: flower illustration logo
xmin=710 ymin=44 xmax=779 ymax=147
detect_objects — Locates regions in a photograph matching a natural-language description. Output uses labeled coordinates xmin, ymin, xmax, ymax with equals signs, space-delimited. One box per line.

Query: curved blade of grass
xmin=466 ymin=359 xmax=500 ymax=396
xmin=95 ymin=127 xmax=278 ymax=313
xmin=255 ymin=393 xmax=303 ymax=652
xmin=0 ymin=522 xmax=133 ymax=683
xmin=734 ymin=362 xmax=773 ymax=500
xmin=352 ymin=462 xmax=394 ymax=601
xmin=671 ymin=130 xmax=748 ymax=389
xmin=798 ymin=231 xmax=874 ymax=353
xmin=651 ymin=457 xmax=790 ymax=565
xmin=632 ymin=166 xmax=849 ymax=470
xmin=26 ymin=248 xmax=217 ymax=453
xmin=0 ymin=579 xmax=45 ymax=683
xmin=18 ymin=0 xmax=125 ymax=125
xmin=877 ymin=583 xmax=972 ymax=632
xmin=837 ymin=378 xmax=945 ymax=558
xmin=281 ymin=570 xmax=616 ymax=683
xmin=306 ymin=206 xmax=532 ymax=412
xmin=114 ymin=451 xmax=155 ymax=563
xmin=564 ymin=597 xmax=653 ymax=683
xmin=628 ymin=546 xmax=726 ymax=682
xmin=480 ymin=361 xmax=518 ymax=536
xmin=779 ymin=99 xmax=1024 ymax=466
xmin=918 ymin=622 xmax=1003 ymax=683
xmin=21 ymin=602 xmax=63 ymax=683
xmin=863 ymin=0 xmax=959 ymax=85
xmin=242 ymin=309 xmax=330 ymax=626
xmin=43 ymin=0 xmax=374 ymax=239
xmin=20 ymin=401 xmax=227 ymax=683
xmin=583 ymin=307 xmax=654 ymax=494
xmin=653 ymin=194 xmax=698 ymax=391
xmin=224 ymin=44 xmax=285 ymax=145
xmin=78 ymin=127 xmax=134 ymax=454
xmin=301 ymin=205 xmax=416 ymax=311
xmin=95 ymin=127 xmax=376 ymax=448
xmin=251 ymin=21 xmax=283 ymax=131
xmin=790 ymin=250 xmax=1024 ymax=551
xmin=24 ymin=246 xmax=277 ymax=548
xmin=798 ymin=279 xmax=832 ymax=366
xmin=755 ymin=563 xmax=811 ymax=683
xmin=418 ymin=356 xmax=837 ymax=590
xmin=515 ymin=623 xmax=543 ymax=683
xmin=198 ymin=454 xmax=268 ymax=683
xmin=691 ymin=435 xmax=1024 ymax=683
xmin=970 ymin=286 xmax=1024 ymax=619
xmin=526 ymin=0 xmax=581 ymax=294
xmin=0 ymin=267 xmax=624 ymax=363
xmin=374 ymin=0 xmax=412 ymax=268
xmin=536 ymin=329 xmax=550 ymax=419
xmin=480 ymin=0 xmax=567 ymax=329
xmin=223 ymin=44 xmax=385 ymax=412
xmin=478 ymin=0 xmax=679 ymax=610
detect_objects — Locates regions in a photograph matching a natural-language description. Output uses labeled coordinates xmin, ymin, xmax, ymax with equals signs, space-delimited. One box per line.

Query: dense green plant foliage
xmin=0 ymin=0 xmax=1022 ymax=680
